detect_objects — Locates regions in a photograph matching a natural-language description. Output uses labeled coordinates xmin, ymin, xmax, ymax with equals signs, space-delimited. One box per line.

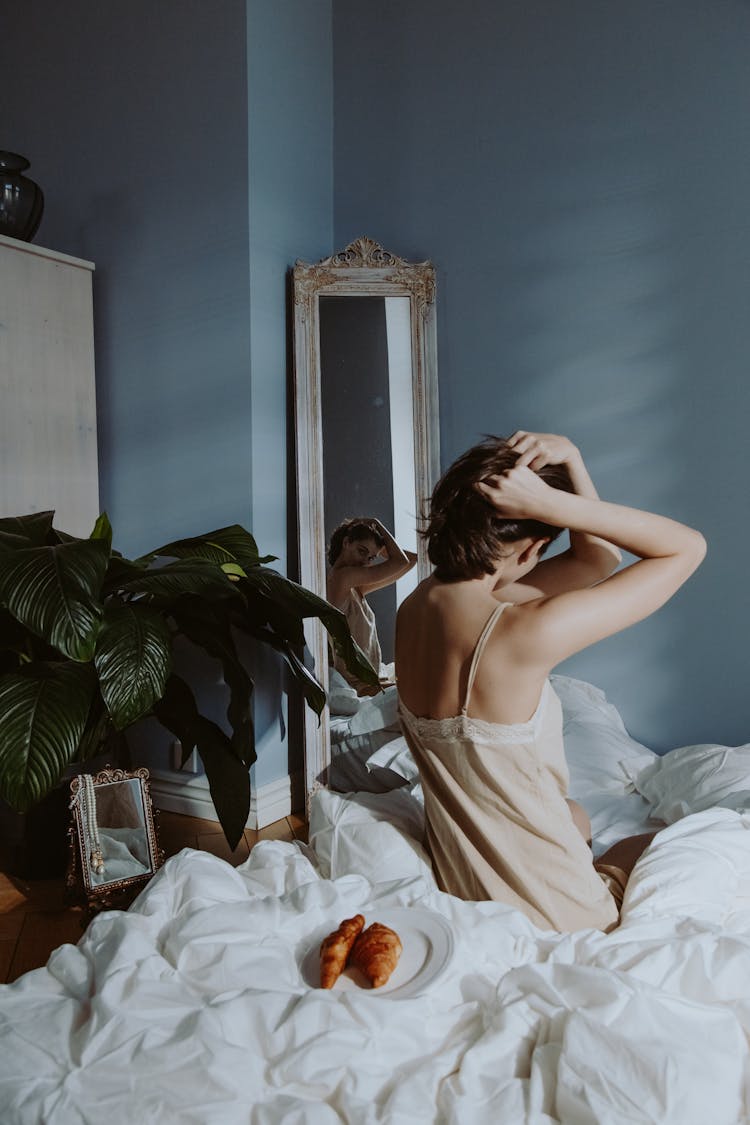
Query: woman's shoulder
xmin=399 ymin=579 xmax=501 ymax=636
xmin=397 ymin=576 xmax=453 ymax=620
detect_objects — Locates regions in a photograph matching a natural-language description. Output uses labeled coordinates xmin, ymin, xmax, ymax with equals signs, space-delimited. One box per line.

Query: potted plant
xmin=0 ymin=510 xmax=377 ymax=866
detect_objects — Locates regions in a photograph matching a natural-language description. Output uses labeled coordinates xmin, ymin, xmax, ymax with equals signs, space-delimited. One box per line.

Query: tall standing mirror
xmin=292 ymin=237 xmax=440 ymax=805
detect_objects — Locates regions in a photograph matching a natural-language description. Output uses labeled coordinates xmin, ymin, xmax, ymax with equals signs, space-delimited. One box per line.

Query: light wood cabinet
xmin=0 ymin=233 xmax=98 ymax=536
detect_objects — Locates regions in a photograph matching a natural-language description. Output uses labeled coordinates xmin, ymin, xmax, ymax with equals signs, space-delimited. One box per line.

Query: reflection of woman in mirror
xmin=396 ymin=431 xmax=706 ymax=933
xmin=327 ymin=517 xmax=417 ymax=695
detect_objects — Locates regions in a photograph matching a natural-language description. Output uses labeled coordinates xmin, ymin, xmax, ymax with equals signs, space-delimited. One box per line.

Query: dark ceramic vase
xmin=0 ymin=150 xmax=44 ymax=242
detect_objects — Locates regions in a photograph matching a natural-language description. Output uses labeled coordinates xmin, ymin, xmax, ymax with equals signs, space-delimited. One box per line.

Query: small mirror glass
xmin=67 ymin=767 xmax=163 ymax=911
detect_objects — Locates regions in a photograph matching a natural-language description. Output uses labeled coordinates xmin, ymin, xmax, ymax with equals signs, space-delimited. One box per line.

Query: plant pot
xmin=0 ymin=786 xmax=71 ymax=879
xmin=0 ymin=749 xmax=122 ymax=880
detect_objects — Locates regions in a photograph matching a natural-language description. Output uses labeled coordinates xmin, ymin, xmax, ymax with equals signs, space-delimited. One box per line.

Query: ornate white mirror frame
xmin=292 ymin=236 xmax=440 ymax=805
xmin=67 ymin=766 xmax=164 ymax=915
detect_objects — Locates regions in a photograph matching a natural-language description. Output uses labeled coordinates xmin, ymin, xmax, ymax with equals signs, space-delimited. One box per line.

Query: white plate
xmin=300 ymin=906 xmax=455 ymax=999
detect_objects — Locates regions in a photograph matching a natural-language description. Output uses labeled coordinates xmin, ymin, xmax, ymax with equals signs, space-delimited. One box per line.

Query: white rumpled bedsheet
xmin=1 ymin=806 xmax=749 ymax=1124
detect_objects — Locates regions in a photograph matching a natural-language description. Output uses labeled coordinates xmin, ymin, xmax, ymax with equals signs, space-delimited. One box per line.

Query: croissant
xmin=349 ymin=922 xmax=403 ymax=988
xmin=319 ymin=913 xmax=365 ymax=989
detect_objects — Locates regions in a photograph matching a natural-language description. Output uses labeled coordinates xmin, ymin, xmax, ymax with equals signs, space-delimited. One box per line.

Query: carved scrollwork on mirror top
xmin=293 ymin=236 xmax=437 ymax=318
xmin=66 ymin=766 xmax=164 ymax=917
xmin=292 ymin=237 xmax=440 ymax=807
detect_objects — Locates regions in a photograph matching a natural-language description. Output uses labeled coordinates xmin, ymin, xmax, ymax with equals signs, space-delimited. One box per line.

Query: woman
xmin=395 ymin=432 xmax=706 ymax=932
xmin=327 ymin=517 xmax=417 ymax=695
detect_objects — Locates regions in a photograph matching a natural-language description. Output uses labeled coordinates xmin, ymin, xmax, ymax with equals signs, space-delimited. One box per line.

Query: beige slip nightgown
xmin=331 ymin=588 xmax=394 ymax=694
xmin=398 ymin=602 xmax=621 ymax=933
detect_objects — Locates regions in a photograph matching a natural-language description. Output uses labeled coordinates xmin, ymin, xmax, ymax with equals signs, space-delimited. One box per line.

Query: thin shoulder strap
xmin=462 ymin=603 xmax=509 ymax=715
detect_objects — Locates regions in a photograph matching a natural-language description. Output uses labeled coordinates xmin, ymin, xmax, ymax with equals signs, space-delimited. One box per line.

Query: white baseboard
xmin=149 ymin=770 xmax=302 ymax=830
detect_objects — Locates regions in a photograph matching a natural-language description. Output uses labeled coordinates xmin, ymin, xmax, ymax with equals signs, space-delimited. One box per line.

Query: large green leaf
xmin=0 ymin=530 xmax=35 ymax=555
xmin=89 ymin=512 xmax=113 ymax=552
xmin=195 ymin=727 xmax=252 ymax=852
xmin=94 ymin=604 xmax=173 ymax=730
xmin=249 ymin=628 xmax=326 ymax=717
xmin=0 ymin=608 xmax=30 ymax=656
xmin=228 ymin=588 xmax=331 ymax=714
xmin=0 ymin=608 xmax=62 ymax=670
xmin=0 ymin=662 xmax=97 ymax=811
xmin=239 ymin=567 xmax=380 ymax=688
xmin=76 ymin=688 xmax=116 ymax=763
xmin=170 ymin=597 xmax=254 ymax=764
xmin=0 ymin=511 xmax=56 ymax=547
xmin=282 ymin=648 xmax=327 ymax=716
xmin=117 ymin=558 xmax=240 ymax=601
xmin=47 ymin=528 xmax=81 ymax=545
xmin=138 ymin=524 xmax=276 ymax=568
xmin=233 ymin=587 xmax=306 ymax=649
xmin=0 ymin=538 xmax=110 ymax=661
xmin=101 ymin=553 xmax=150 ymax=595
xmin=153 ymin=675 xmax=251 ymax=850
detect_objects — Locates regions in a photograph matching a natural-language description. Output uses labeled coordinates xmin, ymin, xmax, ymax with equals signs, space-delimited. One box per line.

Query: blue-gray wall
xmin=1 ymin=0 xmax=252 ymax=555
xmin=333 ymin=0 xmax=750 ymax=751
xmin=4 ymin=1 xmax=747 ymax=772
xmin=246 ymin=0 xmax=333 ymax=786
xmin=1 ymin=0 xmax=253 ymax=781
xmin=1 ymin=0 xmax=333 ymax=787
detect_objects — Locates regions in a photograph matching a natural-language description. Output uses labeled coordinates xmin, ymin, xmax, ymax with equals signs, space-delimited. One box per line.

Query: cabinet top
xmin=0 ymin=232 xmax=95 ymax=271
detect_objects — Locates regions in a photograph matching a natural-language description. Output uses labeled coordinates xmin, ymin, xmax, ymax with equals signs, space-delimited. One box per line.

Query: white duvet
xmin=1 ymin=678 xmax=750 ymax=1124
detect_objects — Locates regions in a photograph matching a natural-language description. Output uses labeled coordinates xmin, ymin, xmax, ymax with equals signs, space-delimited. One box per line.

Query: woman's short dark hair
xmin=328 ymin=518 xmax=386 ymax=566
xmin=423 ymin=436 xmax=574 ymax=581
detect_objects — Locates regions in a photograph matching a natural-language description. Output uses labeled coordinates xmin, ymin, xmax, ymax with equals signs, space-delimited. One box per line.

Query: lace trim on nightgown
xmin=398 ymin=680 xmax=551 ymax=746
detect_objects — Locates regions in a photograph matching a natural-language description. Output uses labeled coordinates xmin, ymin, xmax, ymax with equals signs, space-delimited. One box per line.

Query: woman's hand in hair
xmin=477 ymin=466 xmax=560 ymax=522
xmin=505 ymin=430 xmax=623 ymax=589
xmin=508 ymin=431 xmax=578 ymax=472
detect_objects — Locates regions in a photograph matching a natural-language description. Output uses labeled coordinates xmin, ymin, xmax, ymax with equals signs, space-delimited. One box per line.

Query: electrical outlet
xmin=172 ymin=740 xmax=199 ymax=773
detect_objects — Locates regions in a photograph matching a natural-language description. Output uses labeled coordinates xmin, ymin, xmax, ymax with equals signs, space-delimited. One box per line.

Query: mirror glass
xmin=68 ymin=767 xmax=162 ymax=904
xmin=320 ymin=294 xmax=418 ymax=664
xmin=86 ymin=779 xmax=151 ymax=887
xmin=292 ymin=238 xmax=440 ymax=804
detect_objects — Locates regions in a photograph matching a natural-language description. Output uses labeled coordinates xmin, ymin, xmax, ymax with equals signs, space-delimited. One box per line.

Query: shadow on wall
xmin=442 ymin=137 xmax=707 ymax=750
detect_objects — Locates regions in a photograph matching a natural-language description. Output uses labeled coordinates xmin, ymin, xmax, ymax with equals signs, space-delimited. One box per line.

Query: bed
xmin=327 ymin=672 xmax=405 ymax=794
xmin=1 ymin=676 xmax=749 ymax=1124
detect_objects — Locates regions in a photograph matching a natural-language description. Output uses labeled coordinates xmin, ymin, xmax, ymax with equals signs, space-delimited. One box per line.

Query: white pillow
xmin=328 ymin=669 xmax=361 ymax=716
xmin=365 ymin=735 xmax=420 ymax=783
xmin=308 ymin=787 xmax=434 ymax=885
xmin=632 ymin=743 xmax=750 ymax=824
xmin=549 ymin=673 xmax=630 ymax=731
xmin=347 ymin=684 xmax=400 ymax=736
xmin=551 ymin=676 xmax=657 ymax=799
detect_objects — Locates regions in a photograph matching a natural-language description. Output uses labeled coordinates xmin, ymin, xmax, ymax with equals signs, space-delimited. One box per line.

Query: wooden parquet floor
xmin=0 ymin=809 xmax=308 ymax=984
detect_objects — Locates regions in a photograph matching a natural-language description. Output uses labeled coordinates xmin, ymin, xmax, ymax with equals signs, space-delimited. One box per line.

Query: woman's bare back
xmin=395 ymin=578 xmax=549 ymax=726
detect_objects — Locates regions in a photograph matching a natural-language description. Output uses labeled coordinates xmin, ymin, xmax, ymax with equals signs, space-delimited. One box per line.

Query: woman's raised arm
xmin=356 ymin=519 xmax=417 ymax=595
xmin=479 ymin=466 xmax=706 ymax=668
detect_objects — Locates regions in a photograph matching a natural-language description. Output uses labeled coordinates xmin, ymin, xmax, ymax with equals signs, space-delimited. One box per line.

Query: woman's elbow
xmin=688 ymin=530 xmax=708 ymax=570
xmin=674 ymin=529 xmax=707 ymax=581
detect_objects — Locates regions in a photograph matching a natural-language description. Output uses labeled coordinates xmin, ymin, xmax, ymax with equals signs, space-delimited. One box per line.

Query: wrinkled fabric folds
xmin=0 ymin=811 xmax=749 ymax=1123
